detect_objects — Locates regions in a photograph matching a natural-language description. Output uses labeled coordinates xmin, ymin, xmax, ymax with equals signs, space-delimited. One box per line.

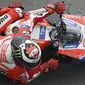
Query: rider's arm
xmin=29 ymin=4 xmax=55 ymax=18
xmin=24 ymin=1 xmax=65 ymax=33
xmin=0 ymin=7 xmax=11 ymax=16
xmin=21 ymin=58 xmax=59 ymax=84
xmin=29 ymin=1 xmax=65 ymax=20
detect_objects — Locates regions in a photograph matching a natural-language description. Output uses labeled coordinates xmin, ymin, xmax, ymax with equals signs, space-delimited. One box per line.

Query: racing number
xmin=0 ymin=44 xmax=9 ymax=62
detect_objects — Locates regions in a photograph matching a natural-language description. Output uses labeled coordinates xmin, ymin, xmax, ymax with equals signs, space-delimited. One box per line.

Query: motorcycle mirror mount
xmin=67 ymin=4 xmax=72 ymax=14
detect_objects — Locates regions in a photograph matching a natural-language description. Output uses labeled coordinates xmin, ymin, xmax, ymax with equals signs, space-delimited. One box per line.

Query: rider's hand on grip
xmin=54 ymin=1 xmax=66 ymax=14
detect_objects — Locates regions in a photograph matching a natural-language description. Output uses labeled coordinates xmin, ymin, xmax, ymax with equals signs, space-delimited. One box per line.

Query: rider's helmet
xmin=11 ymin=36 xmax=41 ymax=69
xmin=11 ymin=2 xmax=24 ymax=10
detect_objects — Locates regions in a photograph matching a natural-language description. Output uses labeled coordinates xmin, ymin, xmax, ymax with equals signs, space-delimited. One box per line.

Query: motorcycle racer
xmin=5 ymin=1 xmax=66 ymax=60
xmin=5 ymin=1 xmax=66 ymax=53
xmin=0 ymin=2 xmax=24 ymax=34
xmin=0 ymin=1 xmax=66 ymax=84
xmin=0 ymin=34 xmax=58 ymax=84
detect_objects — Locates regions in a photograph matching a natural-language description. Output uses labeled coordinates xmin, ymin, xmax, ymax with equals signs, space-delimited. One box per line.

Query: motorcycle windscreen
xmin=58 ymin=17 xmax=85 ymax=61
xmin=58 ymin=22 xmax=85 ymax=60
xmin=61 ymin=24 xmax=82 ymax=45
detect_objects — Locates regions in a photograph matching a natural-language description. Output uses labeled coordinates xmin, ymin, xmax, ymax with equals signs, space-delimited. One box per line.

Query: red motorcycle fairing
xmin=58 ymin=14 xmax=85 ymax=61
xmin=31 ymin=19 xmax=52 ymax=49
xmin=62 ymin=14 xmax=85 ymax=25
xmin=12 ymin=19 xmax=52 ymax=50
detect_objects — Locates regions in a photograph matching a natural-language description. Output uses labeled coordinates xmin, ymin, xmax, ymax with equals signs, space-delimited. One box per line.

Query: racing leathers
xmin=0 ymin=6 xmax=24 ymax=34
xmin=5 ymin=1 xmax=66 ymax=37
xmin=20 ymin=1 xmax=65 ymax=36
xmin=0 ymin=34 xmax=59 ymax=84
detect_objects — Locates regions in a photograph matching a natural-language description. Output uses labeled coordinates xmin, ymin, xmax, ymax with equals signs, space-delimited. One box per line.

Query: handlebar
xmin=49 ymin=3 xmax=72 ymax=49
xmin=49 ymin=11 xmax=66 ymax=43
xmin=57 ymin=3 xmax=72 ymax=34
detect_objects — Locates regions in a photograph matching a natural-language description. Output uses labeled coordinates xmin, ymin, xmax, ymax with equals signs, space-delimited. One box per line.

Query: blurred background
xmin=0 ymin=0 xmax=85 ymax=85
xmin=1 ymin=0 xmax=85 ymax=21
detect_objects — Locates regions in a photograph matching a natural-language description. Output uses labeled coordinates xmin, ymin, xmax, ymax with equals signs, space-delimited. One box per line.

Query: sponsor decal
xmin=22 ymin=25 xmax=30 ymax=28
xmin=63 ymin=14 xmax=81 ymax=20
xmin=6 ymin=28 xmax=11 ymax=32
xmin=0 ymin=14 xmax=11 ymax=28
xmin=15 ymin=49 xmax=22 ymax=58
xmin=63 ymin=43 xmax=80 ymax=48
xmin=33 ymin=8 xmax=48 ymax=16
xmin=61 ymin=50 xmax=83 ymax=59
xmin=62 ymin=17 xmax=81 ymax=29
xmin=39 ymin=26 xmax=46 ymax=40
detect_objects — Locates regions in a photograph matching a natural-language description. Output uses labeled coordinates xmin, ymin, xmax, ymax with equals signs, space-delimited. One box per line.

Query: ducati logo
xmin=0 ymin=14 xmax=11 ymax=28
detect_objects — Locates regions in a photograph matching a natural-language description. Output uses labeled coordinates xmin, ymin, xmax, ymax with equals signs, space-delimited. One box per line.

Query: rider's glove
xmin=40 ymin=58 xmax=59 ymax=73
xmin=54 ymin=1 xmax=66 ymax=14
xmin=8 ymin=2 xmax=24 ymax=10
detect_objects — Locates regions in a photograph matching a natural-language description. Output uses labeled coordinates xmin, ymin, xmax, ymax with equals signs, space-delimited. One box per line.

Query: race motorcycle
xmin=3 ymin=7 xmax=84 ymax=59
xmin=1 ymin=5 xmax=85 ymax=83
xmin=4 ymin=7 xmax=85 ymax=62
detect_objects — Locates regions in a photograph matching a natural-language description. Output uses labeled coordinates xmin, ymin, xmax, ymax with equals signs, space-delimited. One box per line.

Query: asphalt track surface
xmin=1 ymin=0 xmax=85 ymax=85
